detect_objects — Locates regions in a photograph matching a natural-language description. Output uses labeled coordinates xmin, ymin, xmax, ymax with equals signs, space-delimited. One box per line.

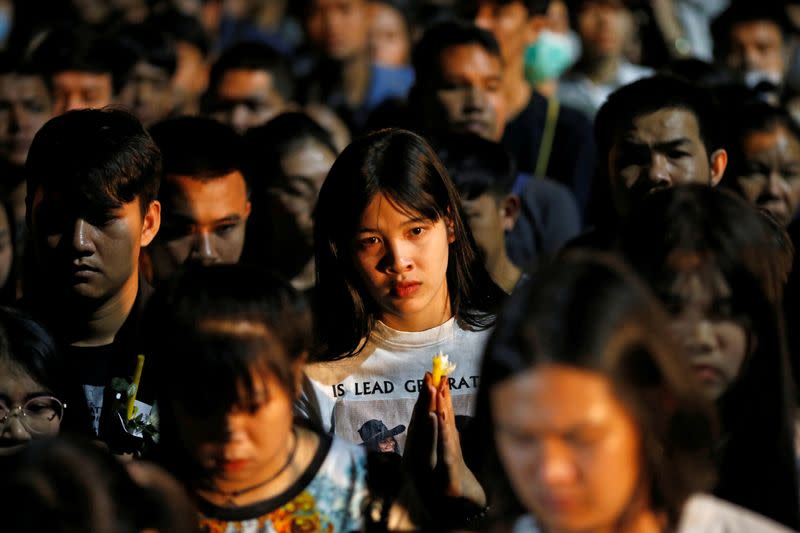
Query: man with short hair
xmin=712 ymin=4 xmax=792 ymax=102
xmin=299 ymin=0 xmax=414 ymax=133
xmin=436 ymin=133 xmax=523 ymax=294
xmin=201 ymin=41 xmax=293 ymax=134
xmin=411 ymin=21 xmax=580 ymax=266
xmin=594 ymin=75 xmax=728 ymax=221
xmin=557 ymin=0 xmax=653 ymax=119
xmin=25 ymin=108 xmax=161 ymax=449
xmin=31 ymin=26 xmax=132 ymax=115
xmin=473 ymin=0 xmax=596 ymax=212
xmin=147 ymin=116 xmax=251 ymax=285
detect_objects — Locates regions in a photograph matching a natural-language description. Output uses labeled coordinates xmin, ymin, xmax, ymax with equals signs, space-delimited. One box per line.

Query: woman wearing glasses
xmin=0 ymin=306 xmax=90 ymax=454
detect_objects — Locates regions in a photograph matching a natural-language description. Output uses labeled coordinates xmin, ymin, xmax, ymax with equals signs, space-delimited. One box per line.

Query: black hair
xmin=411 ymin=20 xmax=502 ymax=85
xmin=472 ymin=251 xmax=716 ymax=529
xmin=313 ymin=128 xmax=503 ymax=359
xmin=712 ymin=3 xmax=793 ymax=60
xmin=433 ymin=133 xmax=517 ymax=201
xmin=0 ymin=306 xmax=92 ymax=435
xmin=30 ymin=24 xmax=134 ymax=94
xmin=727 ymin=101 xmax=800 ymax=187
xmin=206 ymin=41 xmax=294 ymax=103
xmin=595 ymin=75 xmax=723 ymax=163
xmin=149 ymin=115 xmax=245 ymax=183
xmin=462 ymin=0 xmax=551 ymax=17
xmin=243 ymin=111 xmax=337 ymax=192
xmin=150 ymin=10 xmax=210 ymax=58
xmin=619 ymin=185 xmax=800 ymax=529
xmin=117 ymin=25 xmax=178 ymax=77
xmin=26 ymin=108 xmax=161 ymax=216
xmin=0 ymin=435 xmax=197 ymax=533
xmin=147 ymin=264 xmax=311 ymax=479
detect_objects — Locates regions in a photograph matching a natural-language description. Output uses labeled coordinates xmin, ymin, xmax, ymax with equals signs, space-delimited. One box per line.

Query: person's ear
xmin=709 ymin=148 xmax=727 ymax=186
xmin=140 ymin=200 xmax=161 ymax=247
xmin=293 ymin=351 xmax=310 ymax=399
xmin=501 ymin=194 xmax=521 ymax=231
xmin=244 ymin=200 xmax=252 ymax=221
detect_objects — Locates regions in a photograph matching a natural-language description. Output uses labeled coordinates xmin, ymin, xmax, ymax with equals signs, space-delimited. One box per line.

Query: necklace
xmin=207 ymin=427 xmax=299 ymax=507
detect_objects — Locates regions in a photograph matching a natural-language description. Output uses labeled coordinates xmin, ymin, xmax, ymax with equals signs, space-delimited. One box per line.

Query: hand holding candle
xmin=431 ymin=352 xmax=456 ymax=387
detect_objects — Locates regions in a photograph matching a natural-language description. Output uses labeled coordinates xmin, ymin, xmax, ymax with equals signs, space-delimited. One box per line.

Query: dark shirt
xmin=502 ymin=91 xmax=596 ymax=215
xmin=507 ymin=173 xmax=581 ymax=269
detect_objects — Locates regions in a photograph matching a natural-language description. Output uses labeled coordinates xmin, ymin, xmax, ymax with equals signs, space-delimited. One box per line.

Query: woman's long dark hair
xmin=471 ymin=251 xmax=716 ymax=530
xmin=620 ymin=185 xmax=800 ymax=529
xmin=312 ymin=128 xmax=504 ymax=360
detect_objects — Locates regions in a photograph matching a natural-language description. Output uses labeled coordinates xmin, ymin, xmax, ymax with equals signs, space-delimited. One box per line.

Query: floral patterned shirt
xmin=197 ymin=434 xmax=367 ymax=533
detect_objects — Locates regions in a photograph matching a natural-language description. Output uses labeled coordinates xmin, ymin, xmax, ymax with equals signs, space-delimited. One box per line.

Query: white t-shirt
xmin=295 ymin=317 xmax=493 ymax=454
xmin=511 ymin=494 xmax=794 ymax=533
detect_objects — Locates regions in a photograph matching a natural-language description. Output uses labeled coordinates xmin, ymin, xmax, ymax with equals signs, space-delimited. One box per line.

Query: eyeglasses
xmin=0 ymin=396 xmax=66 ymax=435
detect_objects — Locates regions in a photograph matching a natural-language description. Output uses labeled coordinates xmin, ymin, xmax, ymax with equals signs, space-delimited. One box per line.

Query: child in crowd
xmin=475 ymin=251 xmax=792 ymax=533
xmin=620 ymin=185 xmax=800 ymax=529
xmin=299 ymin=128 xmax=505 ymax=515
xmin=147 ymin=264 xmax=416 ymax=532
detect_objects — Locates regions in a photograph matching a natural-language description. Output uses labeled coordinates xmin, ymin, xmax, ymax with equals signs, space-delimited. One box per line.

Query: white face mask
xmin=523 ymin=29 xmax=582 ymax=84
xmin=743 ymin=69 xmax=783 ymax=89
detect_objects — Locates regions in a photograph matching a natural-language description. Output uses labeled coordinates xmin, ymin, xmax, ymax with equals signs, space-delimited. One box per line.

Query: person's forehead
xmin=218 ymin=69 xmax=276 ymax=97
xmin=165 ymin=172 xmax=247 ymax=205
xmin=0 ymin=74 xmax=49 ymax=99
xmin=311 ymin=0 xmax=365 ymax=10
xmin=439 ymin=43 xmax=502 ymax=75
xmin=130 ymin=61 xmax=172 ymax=82
xmin=52 ymin=70 xmax=112 ymax=89
xmin=623 ymin=107 xmax=703 ymax=142
xmin=731 ymin=19 xmax=784 ymax=41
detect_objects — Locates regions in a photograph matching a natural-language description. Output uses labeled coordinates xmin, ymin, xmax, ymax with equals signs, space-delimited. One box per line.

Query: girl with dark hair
xmin=0 ymin=305 xmax=91 ymax=454
xmin=299 ymin=128 xmax=504 ymax=509
xmin=619 ymin=185 xmax=800 ymax=529
xmin=475 ymin=251 xmax=791 ymax=533
xmin=148 ymin=264 xmax=416 ymax=532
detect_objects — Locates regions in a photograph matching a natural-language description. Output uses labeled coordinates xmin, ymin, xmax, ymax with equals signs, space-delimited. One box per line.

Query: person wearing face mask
xmin=712 ymin=4 xmax=793 ymax=105
xmin=474 ymin=0 xmax=596 ymax=214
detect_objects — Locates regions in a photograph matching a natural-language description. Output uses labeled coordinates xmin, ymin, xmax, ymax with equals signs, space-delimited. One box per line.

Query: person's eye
xmin=409 ymin=227 xmax=425 ymax=237
xmin=668 ymin=150 xmax=690 ymax=159
xmin=215 ymin=224 xmax=237 ymax=237
xmin=358 ymin=236 xmax=381 ymax=249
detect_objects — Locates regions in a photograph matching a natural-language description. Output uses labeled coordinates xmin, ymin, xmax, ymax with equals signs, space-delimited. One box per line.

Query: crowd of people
xmin=2 ymin=0 xmax=800 ymax=532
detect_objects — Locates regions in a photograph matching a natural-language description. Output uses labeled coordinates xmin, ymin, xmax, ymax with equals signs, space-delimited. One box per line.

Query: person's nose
xmin=464 ymin=87 xmax=487 ymax=113
xmin=646 ymin=153 xmax=671 ymax=186
xmin=767 ymin=170 xmax=788 ymax=198
xmin=1 ymin=409 xmax=31 ymax=442
xmin=231 ymin=104 xmax=251 ymax=135
xmin=190 ymin=231 xmax=219 ymax=266
xmin=536 ymin=439 xmax=578 ymax=487
xmin=685 ymin=319 xmax=717 ymax=358
xmin=384 ymin=239 xmax=413 ymax=274
xmin=71 ymin=218 xmax=95 ymax=255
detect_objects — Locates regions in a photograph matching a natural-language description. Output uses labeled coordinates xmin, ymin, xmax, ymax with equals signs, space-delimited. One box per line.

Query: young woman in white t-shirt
xmin=300 ymin=128 xmax=505 ymax=525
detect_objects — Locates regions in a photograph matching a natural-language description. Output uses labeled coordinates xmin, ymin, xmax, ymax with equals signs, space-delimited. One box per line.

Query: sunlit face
xmin=0 ymin=358 xmax=61 ymax=456
xmin=736 ymin=125 xmax=800 ymax=226
xmin=608 ymin=108 xmax=715 ymax=217
xmin=118 ymin=61 xmax=175 ymax=127
xmin=0 ymin=74 xmax=52 ymax=166
xmin=492 ymin=365 xmax=642 ymax=533
xmin=577 ymin=1 xmax=631 ymax=58
xmin=207 ymin=69 xmax=286 ymax=135
xmin=51 ymin=71 xmax=114 ymax=115
xmin=150 ymin=172 xmax=250 ymax=283
xmin=475 ymin=0 xmax=535 ymax=66
xmin=665 ymin=267 xmax=749 ymax=401
xmin=367 ymin=2 xmax=410 ymax=67
xmin=269 ymin=140 xmax=336 ymax=250
xmin=306 ymin=0 xmax=370 ymax=61
xmin=175 ymin=370 xmax=295 ymax=486
xmin=30 ymin=190 xmax=160 ymax=301
xmin=727 ymin=20 xmax=785 ymax=81
xmin=431 ymin=44 xmax=506 ymax=141
xmin=351 ymin=193 xmax=455 ymax=331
